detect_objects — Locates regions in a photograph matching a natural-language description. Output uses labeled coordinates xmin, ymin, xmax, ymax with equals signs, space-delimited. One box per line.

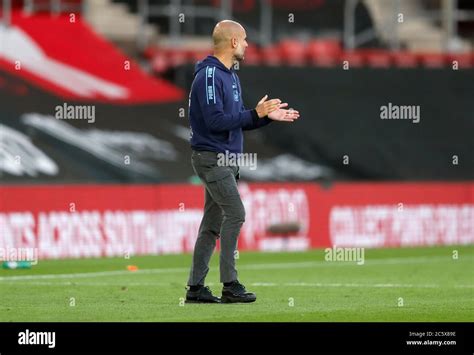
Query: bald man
xmin=185 ymin=20 xmax=300 ymax=303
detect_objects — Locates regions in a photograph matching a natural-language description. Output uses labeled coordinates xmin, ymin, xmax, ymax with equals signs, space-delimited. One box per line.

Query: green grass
xmin=0 ymin=246 xmax=473 ymax=322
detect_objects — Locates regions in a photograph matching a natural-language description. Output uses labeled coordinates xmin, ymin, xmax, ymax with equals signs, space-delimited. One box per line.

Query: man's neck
xmin=213 ymin=53 xmax=234 ymax=70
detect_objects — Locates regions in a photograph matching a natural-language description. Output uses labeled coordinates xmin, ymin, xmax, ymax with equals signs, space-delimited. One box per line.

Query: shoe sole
xmin=185 ymin=298 xmax=221 ymax=304
xmin=221 ymin=295 xmax=256 ymax=303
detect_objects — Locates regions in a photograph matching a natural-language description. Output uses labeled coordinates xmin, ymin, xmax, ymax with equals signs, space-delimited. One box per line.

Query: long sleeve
xmin=196 ymin=67 xmax=255 ymax=132
xmin=235 ymin=74 xmax=273 ymax=131
xmin=242 ymin=109 xmax=273 ymax=131
xmin=242 ymin=105 xmax=273 ymax=131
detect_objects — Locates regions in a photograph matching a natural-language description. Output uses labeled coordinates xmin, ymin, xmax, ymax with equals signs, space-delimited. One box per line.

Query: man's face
xmin=233 ymin=31 xmax=248 ymax=62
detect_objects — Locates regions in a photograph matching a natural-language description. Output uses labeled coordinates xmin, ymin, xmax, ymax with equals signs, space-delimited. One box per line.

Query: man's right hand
xmin=255 ymin=94 xmax=281 ymax=118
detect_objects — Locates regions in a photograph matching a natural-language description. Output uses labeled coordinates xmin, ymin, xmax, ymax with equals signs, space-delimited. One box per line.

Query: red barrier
xmin=0 ymin=182 xmax=472 ymax=259
xmin=0 ymin=11 xmax=184 ymax=103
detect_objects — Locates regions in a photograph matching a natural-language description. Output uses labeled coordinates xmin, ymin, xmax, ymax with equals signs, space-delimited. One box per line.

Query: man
xmin=185 ymin=20 xmax=300 ymax=303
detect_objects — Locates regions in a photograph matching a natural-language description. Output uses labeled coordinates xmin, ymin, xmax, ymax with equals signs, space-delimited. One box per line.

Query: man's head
xmin=212 ymin=20 xmax=248 ymax=62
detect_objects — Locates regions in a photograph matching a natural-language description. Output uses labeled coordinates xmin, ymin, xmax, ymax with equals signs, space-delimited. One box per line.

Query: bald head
xmin=212 ymin=20 xmax=245 ymax=51
xmin=212 ymin=20 xmax=248 ymax=64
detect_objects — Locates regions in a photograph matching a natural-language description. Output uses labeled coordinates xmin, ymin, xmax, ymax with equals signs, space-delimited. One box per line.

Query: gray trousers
xmin=187 ymin=150 xmax=245 ymax=285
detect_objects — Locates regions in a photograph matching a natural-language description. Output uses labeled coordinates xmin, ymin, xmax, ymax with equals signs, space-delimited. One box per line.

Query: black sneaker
xmin=185 ymin=286 xmax=221 ymax=303
xmin=221 ymin=281 xmax=257 ymax=303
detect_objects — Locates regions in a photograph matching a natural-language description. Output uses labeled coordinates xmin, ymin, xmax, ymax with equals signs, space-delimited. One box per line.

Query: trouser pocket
xmin=204 ymin=167 xmax=239 ymax=198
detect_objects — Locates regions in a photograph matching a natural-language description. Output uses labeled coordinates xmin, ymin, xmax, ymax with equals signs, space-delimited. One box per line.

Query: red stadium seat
xmin=447 ymin=53 xmax=474 ymax=69
xmin=142 ymin=46 xmax=157 ymax=60
xmin=391 ymin=51 xmax=419 ymax=68
xmin=188 ymin=49 xmax=212 ymax=63
xmin=151 ymin=52 xmax=170 ymax=74
xmin=307 ymin=39 xmax=342 ymax=67
xmin=361 ymin=50 xmax=393 ymax=68
xmin=260 ymin=44 xmax=283 ymax=66
xmin=340 ymin=51 xmax=365 ymax=68
xmin=278 ymin=39 xmax=307 ymax=66
xmin=243 ymin=44 xmax=261 ymax=65
xmin=166 ymin=48 xmax=189 ymax=67
xmin=417 ymin=53 xmax=448 ymax=68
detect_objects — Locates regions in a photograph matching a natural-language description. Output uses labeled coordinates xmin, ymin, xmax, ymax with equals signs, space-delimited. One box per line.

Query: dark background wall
xmin=2 ymin=66 xmax=473 ymax=184
xmin=177 ymin=64 xmax=474 ymax=181
xmin=237 ymin=67 xmax=474 ymax=180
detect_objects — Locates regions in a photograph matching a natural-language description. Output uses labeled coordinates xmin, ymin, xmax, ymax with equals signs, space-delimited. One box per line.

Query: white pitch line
xmin=251 ymin=282 xmax=473 ymax=289
xmin=0 ymin=281 xmax=172 ymax=287
xmin=283 ymin=282 xmax=474 ymax=289
xmin=0 ymin=255 xmax=472 ymax=282
xmin=0 ymin=280 xmax=472 ymax=289
xmin=0 ymin=267 xmax=188 ymax=281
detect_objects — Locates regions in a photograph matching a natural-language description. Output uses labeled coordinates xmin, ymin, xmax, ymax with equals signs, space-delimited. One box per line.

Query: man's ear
xmin=231 ymin=37 xmax=237 ymax=48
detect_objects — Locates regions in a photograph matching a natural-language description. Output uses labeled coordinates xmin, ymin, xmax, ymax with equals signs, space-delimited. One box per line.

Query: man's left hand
xmin=267 ymin=103 xmax=300 ymax=122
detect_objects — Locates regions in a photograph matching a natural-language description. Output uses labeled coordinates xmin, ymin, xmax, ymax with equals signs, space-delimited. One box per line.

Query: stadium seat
xmin=307 ymin=39 xmax=342 ymax=67
xmin=166 ymin=48 xmax=189 ymax=67
xmin=142 ymin=46 xmax=157 ymax=60
xmin=417 ymin=53 xmax=448 ymax=68
xmin=243 ymin=43 xmax=261 ymax=65
xmin=340 ymin=51 xmax=365 ymax=68
xmin=260 ymin=44 xmax=284 ymax=66
xmin=151 ymin=52 xmax=170 ymax=75
xmin=391 ymin=51 xmax=419 ymax=68
xmin=361 ymin=50 xmax=393 ymax=68
xmin=188 ymin=49 xmax=213 ymax=64
xmin=447 ymin=53 xmax=474 ymax=69
xmin=278 ymin=39 xmax=307 ymax=66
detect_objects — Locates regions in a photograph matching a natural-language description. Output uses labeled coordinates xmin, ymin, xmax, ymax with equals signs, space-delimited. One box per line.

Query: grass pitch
xmin=0 ymin=245 xmax=472 ymax=322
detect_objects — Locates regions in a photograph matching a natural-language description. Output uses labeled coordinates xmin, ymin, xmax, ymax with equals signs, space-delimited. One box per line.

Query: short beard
xmin=234 ymin=52 xmax=244 ymax=62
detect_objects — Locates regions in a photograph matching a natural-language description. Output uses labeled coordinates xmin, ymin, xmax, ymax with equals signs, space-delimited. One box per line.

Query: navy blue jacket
xmin=188 ymin=55 xmax=272 ymax=153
